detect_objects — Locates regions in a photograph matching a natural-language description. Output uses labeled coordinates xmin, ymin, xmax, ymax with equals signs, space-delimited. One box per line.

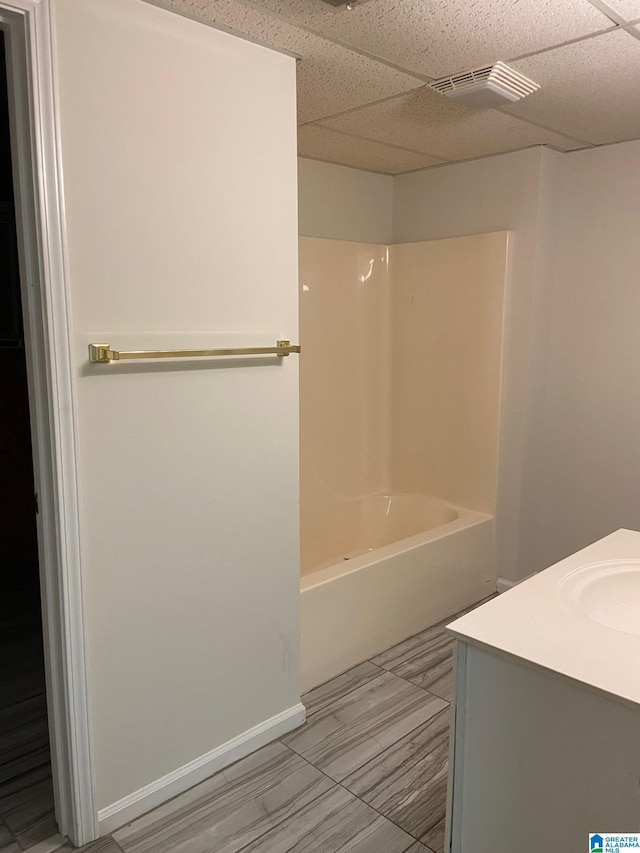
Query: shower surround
xmin=299 ymin=232 xmax=509 ymax=690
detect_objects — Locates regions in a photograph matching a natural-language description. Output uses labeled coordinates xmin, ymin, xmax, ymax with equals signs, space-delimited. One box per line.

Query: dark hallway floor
xmin=0 ymin=570 xmax=56 ymax=852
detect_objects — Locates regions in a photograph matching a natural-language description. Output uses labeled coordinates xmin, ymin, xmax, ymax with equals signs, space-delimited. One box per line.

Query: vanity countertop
xmin=447 ymin=528 xmax=640 ymax=708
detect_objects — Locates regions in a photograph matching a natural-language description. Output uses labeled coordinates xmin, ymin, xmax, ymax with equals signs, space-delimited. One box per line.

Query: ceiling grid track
xmin=156 ymin=0 xmax=640 ymax=174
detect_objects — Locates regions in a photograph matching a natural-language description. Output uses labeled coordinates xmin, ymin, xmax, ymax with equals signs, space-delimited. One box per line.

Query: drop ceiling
xmin=162 ymin=0 xmax=640 ymax=174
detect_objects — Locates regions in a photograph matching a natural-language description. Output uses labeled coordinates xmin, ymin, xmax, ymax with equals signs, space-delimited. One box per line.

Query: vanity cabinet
xmin=445 ymin=529 xmax=640 ymax=853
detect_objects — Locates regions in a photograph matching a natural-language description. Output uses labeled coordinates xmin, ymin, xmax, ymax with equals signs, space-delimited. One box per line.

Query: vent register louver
xmin=429 ymin=61 xmax=540 ymax=108
xmin=314 ymin=1 xmax=540 ymax=109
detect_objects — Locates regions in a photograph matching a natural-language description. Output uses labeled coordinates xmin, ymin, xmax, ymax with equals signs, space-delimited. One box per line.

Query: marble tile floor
xmin=21 ymin=595 xmax=493 ymax=853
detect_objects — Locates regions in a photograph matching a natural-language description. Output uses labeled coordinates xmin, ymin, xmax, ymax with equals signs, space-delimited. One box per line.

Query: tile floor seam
xmin=0 ymin=814 xmax=20 ymax=849
xmin=294 ymin=669 xmax=420 ymax=752
xmin=391 ymin=644 xmax=454 ymax=673
xmin=369 ymin=595 xmax=498 ymax=680
xmin=340 ymin=767 xmax=442 ymax=851
xmin=219 ymin=741 xmax=343 ymax=853
xmin=284 ymin=738 xmax=439 ymax=851
xmin=401 ymin=677 xmax=452 ymax=704
xmin=396 ymin=655 xmax=453 ymax=684
xmin=335 ymin=705 xmax=450 ymax=790
xmin=287 ymin=676 xmax=447 ymax=783
xmin=300 ymin=661 xmax=385 ymax=717
xmin=403 ymin=841 xmax=434 ymax=853
xmin=369 ymin=634 xmax=454 ymax=674
xmin=303 ymin=666 xmax=441 ymax=721
xmin=425 ymin=688 xmax=450 ymax=703
xmin=368 ymin=656 xmax=453 ymax=703
xmin=370 ymin=656 xmax=426 ymax=681
xmin=339 ymin=740 xmax=448 ymax=845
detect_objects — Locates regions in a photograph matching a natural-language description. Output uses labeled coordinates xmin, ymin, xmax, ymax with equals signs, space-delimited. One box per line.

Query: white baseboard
xmin=98 ymin=702 xmax=306 ymax=835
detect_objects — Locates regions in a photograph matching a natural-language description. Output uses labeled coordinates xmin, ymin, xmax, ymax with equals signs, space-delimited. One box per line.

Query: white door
xmin=53 ymin=0 xmax=301 ymax=825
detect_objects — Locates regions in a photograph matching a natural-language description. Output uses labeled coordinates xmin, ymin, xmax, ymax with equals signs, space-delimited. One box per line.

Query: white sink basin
xmin=558 ymin=560 xmax=640 ymax=635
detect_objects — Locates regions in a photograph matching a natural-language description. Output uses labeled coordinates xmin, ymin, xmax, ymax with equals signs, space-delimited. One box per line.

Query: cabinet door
xmin=449 ymin=644 xmax=640 ymax=852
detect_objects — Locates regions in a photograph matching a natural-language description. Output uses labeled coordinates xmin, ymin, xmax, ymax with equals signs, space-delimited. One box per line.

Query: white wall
xmin=55 ymin=0 xmax=300 ymax=814
xmin=533 ymin=140 xmax=640 ymax=570
xmin=391 ymin=143 xmax=640 ymax=578
xmin=392 ymin=149 xmax=551 ymax=582
xmin=514 ymin=148 xmax=566 ymax=575
xmin=298 ymin=157 xmax=393 ymax=244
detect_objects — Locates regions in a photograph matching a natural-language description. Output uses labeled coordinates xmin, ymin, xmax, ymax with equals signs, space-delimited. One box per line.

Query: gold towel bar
xmin=88 ymin=339 xmax=300 ymax=364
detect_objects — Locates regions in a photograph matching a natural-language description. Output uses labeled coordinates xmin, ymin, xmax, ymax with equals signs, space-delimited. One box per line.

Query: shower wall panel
xmin=299 ymin=238 xmax=390 ymax=573
xmin=389 ymin=233 xmax=509 ymax=514
xmin=299 ymin=231 xmax=509 ymax=576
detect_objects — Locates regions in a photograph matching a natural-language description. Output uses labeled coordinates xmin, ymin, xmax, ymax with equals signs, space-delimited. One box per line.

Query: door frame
xmin=0 ymin=0 xmax=97 ymax=845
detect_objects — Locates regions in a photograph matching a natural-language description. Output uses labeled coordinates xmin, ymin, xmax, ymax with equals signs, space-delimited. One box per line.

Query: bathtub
xmin=300 ymin=493 xmax=495 ymax=691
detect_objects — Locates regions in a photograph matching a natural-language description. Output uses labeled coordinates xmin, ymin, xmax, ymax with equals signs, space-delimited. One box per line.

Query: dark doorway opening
xmin=0 ymin=29 xmax=56 ymax=849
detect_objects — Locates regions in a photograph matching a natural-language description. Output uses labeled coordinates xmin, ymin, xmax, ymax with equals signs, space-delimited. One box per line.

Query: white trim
xmin=98 ymin=703 xmax=307 ymax=835
xmin=446 ymin=642 xmax=468 ymax=853
xmin=0 ymin=0 xmax=97 ymax=845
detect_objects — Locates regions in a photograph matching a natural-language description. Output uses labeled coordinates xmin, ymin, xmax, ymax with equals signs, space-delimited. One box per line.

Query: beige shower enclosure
xmin=298 ymin=231 xmax=509 ymax=689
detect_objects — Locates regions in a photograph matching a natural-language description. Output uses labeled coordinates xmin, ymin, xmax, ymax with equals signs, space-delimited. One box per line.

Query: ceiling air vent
xmin=430 ymin=61 xmax=540 ymax=109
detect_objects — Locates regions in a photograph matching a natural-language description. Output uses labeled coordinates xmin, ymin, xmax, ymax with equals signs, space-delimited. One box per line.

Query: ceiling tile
xmin=164 ymin=0 xmax=422 ymax=122
xmin=321 ymin=87 xmax=585 ymax=161
xmin=590 ymin=0 xmax=640 ymax=20
xmin=507 ymin=29 xmax=640 ymax=144
xmin=298 ymin=125 xmax=446 ymax=173
xmin=246 ymin=0 xmax=613 ymax=78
